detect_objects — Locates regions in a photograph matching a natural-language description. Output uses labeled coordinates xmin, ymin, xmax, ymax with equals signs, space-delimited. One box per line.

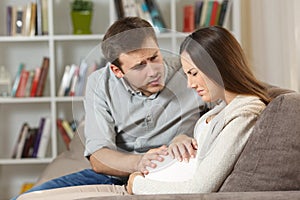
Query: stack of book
xmin=114 ymin=0 xmax=167 ymax=32
xmin=183 ymin=0 xmax=232 ymax=32
xmin=11 ymin=57 xmax=50 ymax=97
xmin=56 ymin=119 xmax=78 ymax=150
xmin=6 ymin=0 xmax=48 ymax=36
xmin=57 ymin=59 xmax=105 ymax=97
xmin=11 ymin=117 xmax=51 ymax=159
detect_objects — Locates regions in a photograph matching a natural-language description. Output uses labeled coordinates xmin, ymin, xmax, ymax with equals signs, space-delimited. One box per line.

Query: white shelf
xmin=0 ymin=158 xmax=53 ymax=165
xmin=0 ymin=0 xmax=241 ymax=198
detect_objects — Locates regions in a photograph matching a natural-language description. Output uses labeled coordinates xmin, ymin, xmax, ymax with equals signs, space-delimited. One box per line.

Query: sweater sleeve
xmin=132 ymin=112 xmax=260 ymax=194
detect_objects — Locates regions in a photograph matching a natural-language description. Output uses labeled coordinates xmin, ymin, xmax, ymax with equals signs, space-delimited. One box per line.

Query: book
xmin=209 ymin=1 xmax=220 ymax=26
xmin=11 ymin=123 xmax=29 ymax=159
xmin=15 ymin=70 xmax=29 ymax=97
xmin=114 ymin=0 xmax=125 ymax=19
xmin=36 ymin=0 xmax=43 ymax=35
xmin=57 ymin=119 xmax=71 ymax=150
xmin=21 ymin=128 xmax=38 ymax=158
xmin=122 ymin=0 xmax=138 ymax=17
xmin=199 ymin=0 xmax=208 ymax=27
xmin=137 ymin=2 xmax=154 ymax=27
xmin=145 ymin=0 xmax=167 ymax=32
xmin=75 ymin=60 xmax=89 ymax=96
xmin=30 ymin=67 xmax=41 ymax=97
xmin=204 ymin=0 xmax=214 ymax=27
xmin=69 ymin=67 xmax=79 ymax=96
xmin=19 ymin=183 xmax=34 ymax=194
xmin=23 ymin=3 xmax=32 ymax=36
xmin=62 ymin=120 xmax=74 ymax=140
xmin=218 ymin=0 xmax=230 ymax=26
xmin=183 ymin=5 xmax=195 ymax=32
xmin=24 ymin=70 xmax=35 ymax=97
xmin=6 ymin=6 xmax=12 ymax=36
xmin=41 ymin=0 xmax=49 ymax=35
xmin=11 ymin=63 xmax=25 ymax=97
xmin=29 ymin=2 xmax=37 ymax=36
xmin=64 ymin=64 xmax=77 ymax=96
xmin=32 ymin=117 xmax=45 ymax=158
xmin=37 ymin=117 xmax=51 ymax=158
xmin=58 ymin=65 xmax=71 ymax=96
xmin=36 ymin=57 xmax=50 ymax=97
xmin=194 ymin=1 xmax=203 ymax=29
xmin=15 ymin=123 xmax=29 ymax=159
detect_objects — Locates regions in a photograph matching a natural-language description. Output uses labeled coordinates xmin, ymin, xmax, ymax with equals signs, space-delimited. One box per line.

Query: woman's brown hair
xmin=180 ymin=26 xmax=270 ymax=104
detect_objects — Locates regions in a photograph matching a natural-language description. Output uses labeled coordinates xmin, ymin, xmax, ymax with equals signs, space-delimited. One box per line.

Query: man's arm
xmin=90 ymin=146 xmax=168 ymax=176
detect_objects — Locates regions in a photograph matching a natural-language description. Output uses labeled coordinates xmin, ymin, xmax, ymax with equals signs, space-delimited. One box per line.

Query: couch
xmin=32 ymin=87 xmax=300 ymax=199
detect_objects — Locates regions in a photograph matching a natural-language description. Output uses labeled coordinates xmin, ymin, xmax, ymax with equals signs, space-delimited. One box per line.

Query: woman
xmin=128 ymin=26 xmax=270 ymax=194
xmin=17 ymin=26 xmax=270 ymax=199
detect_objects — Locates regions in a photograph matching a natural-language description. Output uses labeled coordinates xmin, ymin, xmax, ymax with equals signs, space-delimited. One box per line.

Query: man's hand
xmin=168 ymin=134 xmax=198 ymax=162
xmin=126 ymin=172 xmax=144 ymax=194
xmin=136 ymin=145 xmax=168 ymax=175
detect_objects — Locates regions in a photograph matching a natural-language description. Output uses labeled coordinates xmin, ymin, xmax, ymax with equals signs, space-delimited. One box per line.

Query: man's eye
xmin=133 ymin=64 xmax=146 ymax=71
xmin=150 ymin=55 xmax=158 ymax=61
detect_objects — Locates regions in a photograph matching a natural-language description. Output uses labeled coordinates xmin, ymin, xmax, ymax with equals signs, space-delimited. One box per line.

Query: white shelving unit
xmin=0 ymin=0 xmax=240 ymax=199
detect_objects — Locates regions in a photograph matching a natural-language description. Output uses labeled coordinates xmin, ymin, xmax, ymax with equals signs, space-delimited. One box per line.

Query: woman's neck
xmin=224 ymin=91 xmax=238 ymax=104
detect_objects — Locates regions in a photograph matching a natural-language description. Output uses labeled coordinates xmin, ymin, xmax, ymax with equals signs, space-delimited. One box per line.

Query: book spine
xmin=11 ymin=63 xmax=25 ymax=97
xmin=62 ymin=120 xmax=74 ymax=140
xmin=209 ymin=1 xmax=220 ymax=26
xmin=30 ymin=67 xmax=41 ymax=97
xmin=6 ymin=6 xmax=12 ymax=36
xmin=41 ymin=0 xmax=49 ymax=35
xmin=15 ymin=70 xmax=29 ymax=97
xmin=16 ymin=123 xmax=29 ymax=159
xmin=37 ymin=117 xmax=51 ymax=158
xmin=32 ymin=118 xmax=45 ymax=158
xmin=183 ymin=5 xmax=195 ymax=32
xmin=57 ymin=119 xmax=71 ymax=150
xmin=36 ymin=0 xmax=43 ymax=35
xmin=36 ymin=57 xmax=50 ymax=97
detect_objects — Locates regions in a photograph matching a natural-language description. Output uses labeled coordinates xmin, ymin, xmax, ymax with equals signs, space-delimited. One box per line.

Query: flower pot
xmin=71 ymin=11 xmax=92 ymax=34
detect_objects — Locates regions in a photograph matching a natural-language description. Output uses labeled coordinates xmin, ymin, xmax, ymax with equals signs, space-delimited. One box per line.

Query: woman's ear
xmin=110 ymin=64 xmax=124 ymax=78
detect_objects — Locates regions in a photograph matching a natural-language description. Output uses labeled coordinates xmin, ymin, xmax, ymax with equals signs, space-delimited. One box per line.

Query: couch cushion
xmin=219 ymin=93 xmax=300 ymax=192
xmin=35 ymin=121 xmax=90 ymax=186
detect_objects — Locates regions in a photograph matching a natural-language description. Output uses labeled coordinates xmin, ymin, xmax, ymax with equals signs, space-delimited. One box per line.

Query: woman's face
xmin=180 ymin=51 xmax=223 ymax=102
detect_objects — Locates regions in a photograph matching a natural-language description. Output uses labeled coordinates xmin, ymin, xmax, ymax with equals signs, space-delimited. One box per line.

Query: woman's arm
xmin=132 ymin=113 xmax=259 ymax=194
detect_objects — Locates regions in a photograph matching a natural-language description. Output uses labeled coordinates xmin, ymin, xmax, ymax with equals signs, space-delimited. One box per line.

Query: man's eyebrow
xmin=131 ymin=51 xmax=158 ymax=69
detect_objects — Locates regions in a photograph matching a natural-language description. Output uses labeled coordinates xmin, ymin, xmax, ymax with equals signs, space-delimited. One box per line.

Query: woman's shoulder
xmin=227 ymin=95 xmax=266 ymax=117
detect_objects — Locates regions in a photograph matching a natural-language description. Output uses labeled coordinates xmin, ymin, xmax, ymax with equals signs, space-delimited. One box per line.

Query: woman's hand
xmin=126 ymin=172 xmax=144 ymax=194
xmin=136 ymin=145 xmax=168 ymax=175
xmin=168 ymin=134 xmax=198 ymax=162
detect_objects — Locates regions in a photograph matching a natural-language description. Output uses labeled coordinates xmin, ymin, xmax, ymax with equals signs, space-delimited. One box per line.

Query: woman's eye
xmin=192 ymin=72 xmax=198 ymax=76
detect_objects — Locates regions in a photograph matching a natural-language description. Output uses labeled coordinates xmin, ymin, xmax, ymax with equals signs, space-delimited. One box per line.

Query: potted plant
xmin=71 ymin=0 xmax=93 ymax=34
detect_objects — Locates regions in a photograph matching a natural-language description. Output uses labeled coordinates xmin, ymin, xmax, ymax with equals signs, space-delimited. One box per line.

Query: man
xmin=16 ymin=17 xmax=206 ymax=198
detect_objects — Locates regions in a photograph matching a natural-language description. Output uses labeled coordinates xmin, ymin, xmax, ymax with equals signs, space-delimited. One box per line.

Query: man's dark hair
xmin=101 ymin=17 xmax=158 ymax=68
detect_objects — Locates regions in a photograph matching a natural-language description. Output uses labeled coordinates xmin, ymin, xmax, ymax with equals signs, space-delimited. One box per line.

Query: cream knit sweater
xmin=132 ymin=95 xmax=266 ymax=194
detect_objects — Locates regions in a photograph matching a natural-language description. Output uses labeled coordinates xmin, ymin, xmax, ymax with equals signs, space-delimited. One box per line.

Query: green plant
xmin=71 ymin=0 xmax=93 ymax=12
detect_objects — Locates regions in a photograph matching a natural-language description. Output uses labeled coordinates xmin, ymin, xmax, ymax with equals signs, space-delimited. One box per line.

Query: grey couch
xmin=35 ymin=87 xmax=300 ymax=199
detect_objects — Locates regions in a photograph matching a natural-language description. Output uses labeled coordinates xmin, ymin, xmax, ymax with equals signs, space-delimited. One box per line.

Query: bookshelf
xmin=0 ymin=0 xmax=241 ymax=199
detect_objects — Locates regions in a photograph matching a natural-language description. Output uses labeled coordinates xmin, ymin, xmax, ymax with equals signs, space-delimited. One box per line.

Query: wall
xmin=241 ymin=0 xmax=300 ymax=91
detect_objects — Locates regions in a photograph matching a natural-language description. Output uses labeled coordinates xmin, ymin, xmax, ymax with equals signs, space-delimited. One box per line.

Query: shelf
xmin=0 ymin=97 xmax=52 ymax=104
xmin=0 ymin=158 xmax=53 ymax=165
xmin=0 ymin=36 xmax=50 ymax=42
xmin=53 ymin=34 xmax=103 ymax=41
xmin=55 ymin=96 xmax=84 ymax=102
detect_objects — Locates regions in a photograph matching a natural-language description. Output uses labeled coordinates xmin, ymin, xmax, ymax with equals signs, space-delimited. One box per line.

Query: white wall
xmin=242 ymin=0 xmax=300 ymax=91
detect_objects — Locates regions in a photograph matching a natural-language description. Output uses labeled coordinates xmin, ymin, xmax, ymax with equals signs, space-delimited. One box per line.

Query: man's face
xmin=112 ymin=39 xmax=165 ymax=96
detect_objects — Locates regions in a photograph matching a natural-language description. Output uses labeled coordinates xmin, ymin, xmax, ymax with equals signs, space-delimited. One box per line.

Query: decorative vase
xmin=71 ymin=11 xmax=92 ymax=34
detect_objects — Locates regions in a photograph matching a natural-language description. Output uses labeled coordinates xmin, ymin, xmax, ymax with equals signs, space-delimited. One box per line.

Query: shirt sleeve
xmin=132 ymin=113 xmax=259 ymax=194
xmin=84 ymin=72 xmax=117 ymax=157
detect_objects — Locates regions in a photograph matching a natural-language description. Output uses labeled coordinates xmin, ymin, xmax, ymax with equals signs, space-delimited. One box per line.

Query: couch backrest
xmin=219 ymin=92 xmax=300 ymax=192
